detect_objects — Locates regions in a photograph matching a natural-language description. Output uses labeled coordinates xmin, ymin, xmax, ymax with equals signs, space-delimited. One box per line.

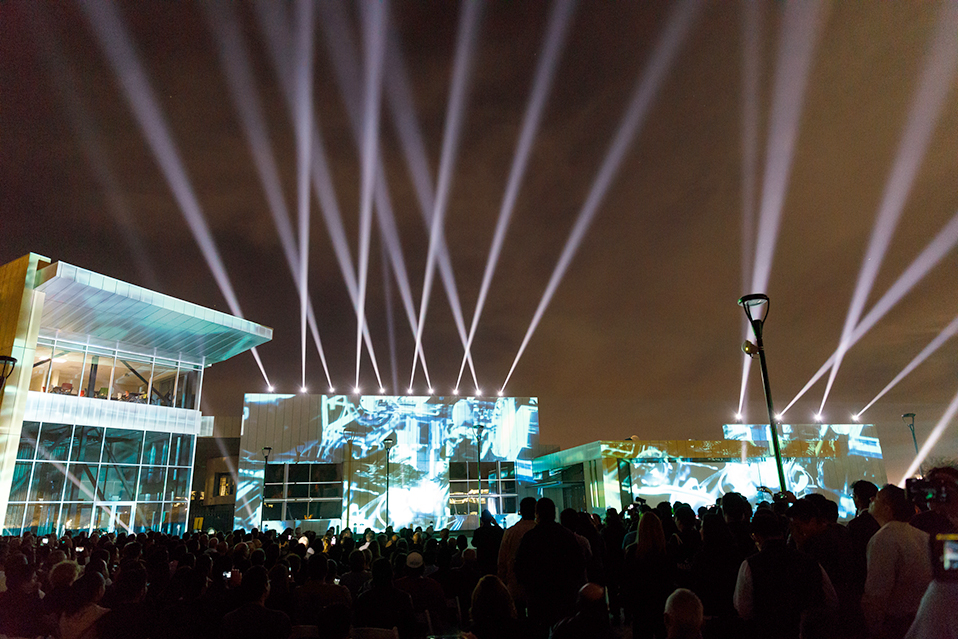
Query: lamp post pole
xmin=738 ymin=294 xmax=787 ymax=493
xmin=476 ymin=423 xmax=485 ymax=522
xmin=383 ymin=436 xmax=394 ymax=528
xmin=261 ymin=446 xmax=271 ymax=531
xmin=902 ymin=413 xmax=919 ymax=455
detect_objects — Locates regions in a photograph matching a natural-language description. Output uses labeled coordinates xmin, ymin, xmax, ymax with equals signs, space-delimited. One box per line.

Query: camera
xmin=907 ymin=477 xmax=953 ymax=504
xmin=41 ymin=538 xmax=49 ymax=545
xmin=932 ymin=533 xmax=958 ymax=582
xmin=222 ymin=570 xmax=231 ymax=580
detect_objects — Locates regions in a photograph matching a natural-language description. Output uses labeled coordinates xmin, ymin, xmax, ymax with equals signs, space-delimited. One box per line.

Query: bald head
xmin=664 ymin=588 xmax=703 ymax=639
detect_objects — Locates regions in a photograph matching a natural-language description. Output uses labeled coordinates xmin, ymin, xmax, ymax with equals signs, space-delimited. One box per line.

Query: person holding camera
xmin=910 ymin=466 xmax=958 ymax=537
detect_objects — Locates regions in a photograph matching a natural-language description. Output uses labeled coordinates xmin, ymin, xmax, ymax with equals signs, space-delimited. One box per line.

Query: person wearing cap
xmin=394 ymin=551 xmax=447 ymax=633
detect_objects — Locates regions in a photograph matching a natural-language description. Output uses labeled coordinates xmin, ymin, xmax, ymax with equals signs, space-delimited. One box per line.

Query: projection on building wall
xmin=235 ymin=395 xmax=539 ymax=532
xmin=624 ymin=423 xmax=885 ymax=519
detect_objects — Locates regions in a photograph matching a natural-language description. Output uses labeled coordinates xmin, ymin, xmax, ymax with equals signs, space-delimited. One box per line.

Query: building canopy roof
xmin=35 ymin=260 xmax=272 ymax=364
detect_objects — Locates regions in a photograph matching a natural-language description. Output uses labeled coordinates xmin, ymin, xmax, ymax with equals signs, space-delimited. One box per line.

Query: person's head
xmin=405 ymin=551 xmax=424 ymax=578
xmin=535 ymin=497 xmax=557 ymax=524
xmin=268 ymin=563 xmax=290 ymax=593
xmin=870 ymin=484 xmax=914 ymax=526
xmin=370 ymin=557 xmax=393 ymax=586
xmin=803 ymin=493 xmax=839 ymax=524
xmin=308 ymin=553 xmax=329 ymax=581
xmin=700 ymin=513 xmax=733 ymax=549
xmin=663 ymin=588 xmax=704 ymax=639
xmin=49 ymin=560 xmax=80 ymax=590
xmin=560 ymin=508 xmax=579 ymax=531
xmin=722 ymin=492 xmax=751 ymax=523
xmin=674 ymin=505 xmax=696 ymax=532
xmin=786 ymin=499 xmax=827 ymax=549
xmin=65 ymin=571 xmax=106 ymax=615
xmin=851 ymin=480 xmax=879 ymax=512
xmin=750 ymin=509 xmax=784 ymax=548
xmin=112 ymin=562 xmax=148 ymax=604
xmin=349 ymin=549 xmax=366 ymax=572
xmin=519 ymin=497 xmax=536 ymax=520
xmin=480 ymin=510 xmax=495 ymax=526
xmin=241 ymin=565 xmax=270 ymax=604
xmin=4 ymin=555 xmax=36 ymax=594
xmin=635 ymin=512 xmax=667 ymax=557
xmin=573 ymin=582 xmax=608 ymax=620
xmin=469 ymin=575 xmax=516 ymax=625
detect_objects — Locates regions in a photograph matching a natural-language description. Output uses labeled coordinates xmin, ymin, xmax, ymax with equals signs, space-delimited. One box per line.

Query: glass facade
xmin=448 ymin=461 xmax=519 ymax=517
xmin=263 ymin=463 xmax=344 ymax=522
xmin=31 ymin=336 xmax=203 ymax=409
xmin=3 ymin=421 xmax=194 ymax=536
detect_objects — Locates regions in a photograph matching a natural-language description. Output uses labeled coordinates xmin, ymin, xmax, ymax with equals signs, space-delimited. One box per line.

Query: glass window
xmin=62 ymin=503 xmax=93 ymax=533
xmin=143 ymin=432 xmax=171 ymax=466
xmin=449 ymin=462 xmax=467 ymax=481
xmin=262 ymin=502 xmax=281 ymax=521
xmin=166 ymin=502 xmax=187 ymax=535
xmin=2 ymin=505 xmax=25 ymax=535
xmin=25 ymin=503 xmax=59 ymax=535
xmin=10 ymin=462 xmax=33 ymax=501
xmin=103 ymin=429 xmax=143 ymax=465
xmin=265 ymin=464 xmax=285 ymax=484
xmin=166 ymin=467 xmax=189 ymax=501
xmin=98 ymin=465 xmax=138 ymax=501
xmin=112 ymin=356 xmax=152 ymax=403
xmin=175 ymin=368 xmax=199 ymax=410
xmin=171 ymin=434 xmax=193 ymax=467
xmin=449 ymin=481 xmax=470 ymax=496
xmin=286 ymin=502 xmax=307 ymax=520
xmin=71 ymin=426 xmax=103 ymax=462
xmin=288 ymin=484 xmax=308 ymax=499
xmin=30 ymin=344 xmax=53 ymax=392
xmin=309 ymin=484 xmax=342 ymax=499
xmin=138 ymin=467 xmax=166 ymax=502
xmin=265 ymin=484 xmax=285 ymax=500
xmin=499 ymin=462 xmax=516 ymax=479
xmin=288 ymin=464 xmax=309 ymax=483
xmin=85 ymin=351 xmax=115 ymax=400
xmin=134 ymin=503 xmax=163 ymax=532
xmin=17 ymin=422 xmax=39 ymax=460
xmin=503 ymin=497 xmax=518 ymax=513
xmin=37 ymin=423 xmax=73 ymax=461
xmin=64 ymin=463 xmax=97 ymax=502
xmin=150 ymin=359 xmax=177 ymax=406
xmin=311 ymin=464 xmax=342 ymax=482
xmin=449 ymin=499 xmax=471 ymax=516
xmin=308 ymin=501 xmax=342 ymax=520
xmin=30 ymin=462 xmax=66 ymax=501
xmin=49 ymin=347 xmax=85 ymax=396
xmin=500 ymin=480 xmax=518 ymax=496
xmin=216 ymin=473 xmax=234 ymax=497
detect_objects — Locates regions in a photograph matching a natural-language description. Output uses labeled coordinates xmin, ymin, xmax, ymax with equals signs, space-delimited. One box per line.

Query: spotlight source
xmin=852 ymin=414 xmax=860 ymax=422
xmin=427 ymin=387 xmax=434 ymax=395
xmin=734 ymin=412 xmax=743 ymax=422
xmin=814 ymin=412 xmax=822 ymax=422
xmin=496 ymin=390 xmax=503 ymax=397
xmin=475 ymin=389 xmax=482 ymax=397
xmin=300 ymin=386 xmax=308 ymax=393
xmin=379 ymin=387 xmax=386 ymax=394
xmin=267 ymin=385 xmax=275 ymax=392
xmin=353 ymin=386 xmax=361 ymax=395
xmin=453 ymin=388 xmax=459 ymax=395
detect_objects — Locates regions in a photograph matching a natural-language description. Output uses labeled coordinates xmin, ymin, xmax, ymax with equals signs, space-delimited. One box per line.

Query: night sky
xmin=3 ymin=1 xmax=957 ymax=484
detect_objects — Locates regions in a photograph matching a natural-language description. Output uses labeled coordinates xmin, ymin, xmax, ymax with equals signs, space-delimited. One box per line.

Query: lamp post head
xmin=383 ymin=436 xmax=395 ymax=449
xmin=0 ymin=355 xmax=17 ymax=380
xmin=262 ymin=446 xmax=272 ymax=461
xmin=902 ymin=413 xmax=916 ymax=425
xmin=738 ymin=292 xmax=769 ymax=326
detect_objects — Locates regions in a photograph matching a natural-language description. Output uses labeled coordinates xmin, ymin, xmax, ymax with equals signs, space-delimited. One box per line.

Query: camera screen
xmin=943 ymin=538 xmax=958 ymax=572
xmin=934 ymin=534 xmax=958 ymax=581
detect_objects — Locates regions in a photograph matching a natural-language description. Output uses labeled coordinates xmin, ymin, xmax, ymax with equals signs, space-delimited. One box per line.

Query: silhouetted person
xmin=862 ymin=485 xmax=932 ymax=639
xmin=515 ymin=497 xmax=586 ymax=637
xmin=663 ymin=588 xmax=704 ymax=639
xmin=733 ymin=509 xmax=837 ymax=639
xmin=354 ymin=558 xmax=415 ymax=639
xmin=394 ymin=551 xmax=446 ymax=634
xmin=551 ymin=583 xmax=614 ymax=639
xmin=497 ymin=496 xmax=536 ymax=610
xmin=293 ymin=553 xmax=351 ymax=625
xmin=624 ymin=512 xmax=674 ymax=639
xmin=467 ymin=574 xmax=520 ymax=639
xmin=221 ymin=565 xmax=291 ymax=639
xmin=472 ymin=509 xmax=504 ymax=577
xmin=848 ymin=480 xmax=881 ymax=599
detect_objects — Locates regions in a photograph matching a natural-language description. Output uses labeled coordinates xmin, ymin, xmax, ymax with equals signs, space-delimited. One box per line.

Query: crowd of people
xmin=0 ymin=465 xmax=955 ymax=639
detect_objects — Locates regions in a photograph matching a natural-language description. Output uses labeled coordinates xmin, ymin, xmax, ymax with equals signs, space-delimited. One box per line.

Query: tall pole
xmin=261 ymin=446 xmax=271 ymax=531
xmin=903 ymin=413 xmax=919 ymax=455
xmin=476 ymin=423 xmax=484 ymax=521
xmin=739 ymin=294 xmax=787 ymax=494
xmin=383 ymin=436 xmax=394 ymax=529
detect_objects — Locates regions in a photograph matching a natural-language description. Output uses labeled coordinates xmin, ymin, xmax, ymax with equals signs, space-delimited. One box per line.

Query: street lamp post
xmin=902 ymin=413 xmax=919 ymax=455
xmin=476 ymin=423 xmax=485 ymax=521
xmin=383 ymin=436 xmax=394 ymax=528
xmin=738 ymin=293 xmax=787 ymax=493
xmin=261 ymin=446 xmax=272 ymax=530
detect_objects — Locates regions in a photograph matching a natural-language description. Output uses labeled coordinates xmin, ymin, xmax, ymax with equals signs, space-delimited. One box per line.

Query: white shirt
xmin=904 ymin=581 xmax=958 ymax=639
xmin=862 ymin=521 xmax=933 ymax=634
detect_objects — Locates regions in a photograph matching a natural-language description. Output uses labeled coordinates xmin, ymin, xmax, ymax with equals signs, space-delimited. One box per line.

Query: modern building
xmin=0 ymin=254 xmax=271 ymax=536
xmin=532 ymin=423 xmax=887 ymax=520
xmin=234 ymin=394 xmax=541 ymax=532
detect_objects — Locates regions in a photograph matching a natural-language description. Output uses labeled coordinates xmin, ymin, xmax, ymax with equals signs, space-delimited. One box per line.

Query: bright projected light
xmin=456 ymin=0 xmax=576 ymax=390
xmin=301 ymin=386 xmax=308 ymax=394
xmin=268 ymin=385 xmax=275 ymax=393
xmin=475 ymin=389 xmax=482 ymax=397
xmin=502 ymin=1 xmax=701 ymax=391
xmin=329 ymin=387 xmax=336 ymax=393
xmin=852 ymin=414 xmax=860 ymax=422
xmin=818 ymin=1 xmax=958 ymax=414
xmin=814 ymin=413 xmax=822 ymax=422
xmin=379 ymin=387 xmax=386 ymax=394
xmin=353 ymin=387 xmax=361 ymax=395
xmin=774 ymin=413 xmax=783 ymax=421
xmin=453 ymin=388 xmax=460 ymax=395
xmin=734 ymin=412 xmax=743 ymax=422
xmin=427 ymin=387 xmax=435 ymax=395
xmin=497 ymin=390 xmax=503 ymax=397
xmin=79 ymin=0 xmax=272 ymax=388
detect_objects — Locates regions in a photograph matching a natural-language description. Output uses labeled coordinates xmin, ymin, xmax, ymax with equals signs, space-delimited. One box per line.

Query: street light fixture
xmin=261 ymin=446 xmax=272 ymax=530
xmin=383 ymin=436 xmax=395 ymax=528
xmin=0 ymin=355 xmax=17 ymax=397
xmin=738 ymin=293 xmax=787 ymax=493
xmin=902 ymin=413 xmax=919 ymax=455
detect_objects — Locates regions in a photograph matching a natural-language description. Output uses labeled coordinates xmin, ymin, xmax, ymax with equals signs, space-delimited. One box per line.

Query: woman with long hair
xmin=623 ymin=512 xmax=675 ymax=639
xmin=468 ymin=574 xmax=519 ymax=639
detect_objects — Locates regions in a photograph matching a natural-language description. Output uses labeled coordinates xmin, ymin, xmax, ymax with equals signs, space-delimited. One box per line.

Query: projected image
xmin=235 ymin=395 xmax=538 ymax=531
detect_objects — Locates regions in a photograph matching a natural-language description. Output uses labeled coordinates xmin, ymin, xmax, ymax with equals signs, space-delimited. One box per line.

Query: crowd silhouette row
xmin=1 ymin=465 xmax=956 ymax=639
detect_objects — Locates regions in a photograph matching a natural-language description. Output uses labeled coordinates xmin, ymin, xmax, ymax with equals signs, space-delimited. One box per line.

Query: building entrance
xmin=93 ymin=501 xmax=135 ymax=533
